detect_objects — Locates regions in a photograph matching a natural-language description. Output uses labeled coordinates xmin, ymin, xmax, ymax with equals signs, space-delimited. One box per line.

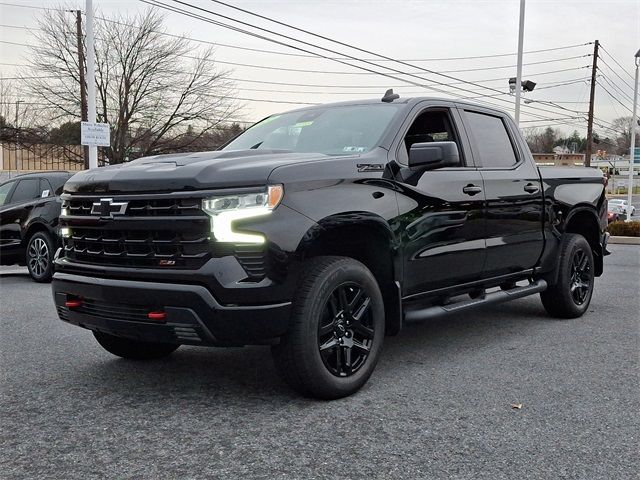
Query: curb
xmin=608 ymin=236 xmax=640 ymax=245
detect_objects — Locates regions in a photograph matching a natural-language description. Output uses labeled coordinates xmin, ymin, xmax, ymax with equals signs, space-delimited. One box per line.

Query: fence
xmin=0 ymin=144 xmax=108 ymax=171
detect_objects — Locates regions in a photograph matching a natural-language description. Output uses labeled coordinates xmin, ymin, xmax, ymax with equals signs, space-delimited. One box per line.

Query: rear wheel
xmin=93 ymin=331 xmax=179 ymax=360
xmin=540 ymin=234 xmax=594 ymax=318
xmin=26 ymin=231 xmax=54 ymax=283
xmin=272 ymin=256 xmax=384 ymax=399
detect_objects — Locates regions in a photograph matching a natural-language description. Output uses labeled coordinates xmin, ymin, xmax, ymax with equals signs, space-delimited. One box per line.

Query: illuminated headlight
xmin=202 ymin=185 xmax=284 ymax=244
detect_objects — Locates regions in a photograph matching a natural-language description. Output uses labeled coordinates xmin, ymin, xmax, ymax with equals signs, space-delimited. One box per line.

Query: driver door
xmin=391 ymin=103 xmax=486 ymax=297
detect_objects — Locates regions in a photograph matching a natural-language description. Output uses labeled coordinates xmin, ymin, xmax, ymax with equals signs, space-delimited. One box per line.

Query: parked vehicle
xmin=607 ymin=198 xmax=635 ymax=216
xmin=52 ymin=94 xmax=609 ymax=399
xmin=607 ymin=205 xmax=624 ymax=223
xmin=0 ymin=171 xmax=73 ymax=282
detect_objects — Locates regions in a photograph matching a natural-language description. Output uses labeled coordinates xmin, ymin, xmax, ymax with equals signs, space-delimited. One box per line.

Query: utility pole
xmin=15 ymin=100 xmax=21 ymax=170
xmin=86 ymin=0 xmax=98 ymax=169
xmin=514 ymin=0 xmax=526 ymax=125
xmin=585 ymin=39 xmax=599 ymax=168
xmin=71 ymin=9 xmax=89 ymax=169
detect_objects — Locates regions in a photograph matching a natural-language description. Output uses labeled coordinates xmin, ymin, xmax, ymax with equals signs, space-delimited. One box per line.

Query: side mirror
xmin=409 ymin=141 xmax=460 ymax=169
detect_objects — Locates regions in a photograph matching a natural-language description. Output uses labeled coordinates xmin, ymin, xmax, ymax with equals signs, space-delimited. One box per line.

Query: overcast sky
xmin=1 ymin=0 xmax=638 ymax=137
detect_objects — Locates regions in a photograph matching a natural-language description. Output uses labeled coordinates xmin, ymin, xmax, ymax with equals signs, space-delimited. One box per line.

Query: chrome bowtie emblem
xmin=91 ymin=198 xmax=128 ymax=218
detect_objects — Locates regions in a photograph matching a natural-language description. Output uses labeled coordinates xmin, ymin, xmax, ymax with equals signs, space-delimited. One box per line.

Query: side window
xmin=399 ymin=109 xmax=463 ymax=165
xmin=8 ymin=178 xmax=40 ymax=204
xmin=40 ymin=178 xmax=54 ymax=197
xmin=0 ymin=181 xmax=16 ymax=206
xmin=464 ymin=111 xmax=518 ymax=168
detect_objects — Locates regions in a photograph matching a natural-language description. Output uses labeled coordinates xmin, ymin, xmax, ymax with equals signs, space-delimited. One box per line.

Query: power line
xmin=599 ymin=44 xmax=635 ymax=81
xmin=598 ymin=70 xmax=634 ymax=103
xmin=0 ymin=27 xmax=590 ymax=77
xmin=0 ymin=13 xmax=591 ymax=62
xmin=596 ymin=80 xmax=633 ymax=114
xmin=598 ymin=57 xmax=635 ymax=91
xmin=143 ymin=0 xmax=584 ymax=123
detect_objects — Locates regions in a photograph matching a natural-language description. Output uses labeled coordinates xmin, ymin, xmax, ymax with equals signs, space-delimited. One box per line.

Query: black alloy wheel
xmin=569 ymin=247 xmax=592 ymax=306
xmin=26 ymin=231 xmax=55 ymax=282
xmin=317 ymin=283 xmax=375 ymax=378
xmin=540 ymin=233 xmax=595 ymax=319
xmin=272 ymin=256 xmax=384 ymax=399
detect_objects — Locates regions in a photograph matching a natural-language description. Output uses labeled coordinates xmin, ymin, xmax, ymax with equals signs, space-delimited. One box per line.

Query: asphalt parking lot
xmin=1 ymin=245 xmax=638 ymax=480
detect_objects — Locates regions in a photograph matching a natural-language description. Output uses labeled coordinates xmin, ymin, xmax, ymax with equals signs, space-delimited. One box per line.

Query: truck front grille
xmin=60 ymin=193 xmax=266 ymax=278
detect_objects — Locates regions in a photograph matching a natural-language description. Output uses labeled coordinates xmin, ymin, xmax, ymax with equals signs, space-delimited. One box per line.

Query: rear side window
xmin=465 ymin=111 xmax=518 ymax=168
xmin=0 ymin=181 xmax=16 ymax=206
xmin=9 ymin=178 xmax=40 ymax=204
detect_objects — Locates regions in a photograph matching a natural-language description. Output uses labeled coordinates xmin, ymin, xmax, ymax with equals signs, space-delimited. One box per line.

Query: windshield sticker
xmin=343 ymin=146 xmax=367 ymax=153
xmin=294 ymin=121 xmax=314 ymax=128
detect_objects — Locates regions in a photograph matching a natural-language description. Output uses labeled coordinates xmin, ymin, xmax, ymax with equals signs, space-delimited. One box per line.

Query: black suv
xmin=0 ymin=171 xmax=73 ymax=281
xmin=52 ymin=96 xmax=608 ymax=399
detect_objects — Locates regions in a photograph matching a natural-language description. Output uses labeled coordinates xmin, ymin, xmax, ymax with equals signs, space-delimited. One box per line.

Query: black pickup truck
xmin=52 ymin=94 xmax=609 ymax=399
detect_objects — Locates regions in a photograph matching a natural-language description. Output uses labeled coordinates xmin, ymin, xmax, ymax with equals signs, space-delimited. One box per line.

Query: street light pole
xmin=626 ymin=49 xmax=640 ymax=222
xmin=514 ymin=0 xmax=526 ymax=125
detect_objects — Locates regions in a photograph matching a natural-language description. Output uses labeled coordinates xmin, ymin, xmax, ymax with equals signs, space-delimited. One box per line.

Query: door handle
xmin=462 ymin=184 xmax=482 ymax=196
xmin=524 ymin=183 xmax=540 ymax=194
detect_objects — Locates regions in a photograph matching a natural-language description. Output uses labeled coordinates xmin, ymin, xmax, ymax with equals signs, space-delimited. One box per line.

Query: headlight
xmin=202 ymin=185 xmax=283 ymax=244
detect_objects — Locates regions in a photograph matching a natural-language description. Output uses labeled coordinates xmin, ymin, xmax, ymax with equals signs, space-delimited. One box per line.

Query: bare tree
xmin=610 ymin=117 xmax=640 ymax=155
xmin=23 ymin=7 xmax=239 ymax=164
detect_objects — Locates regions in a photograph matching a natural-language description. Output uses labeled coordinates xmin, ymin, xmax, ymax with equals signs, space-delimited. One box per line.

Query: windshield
xmin=223 ymin=104 xmax=401 ymax=155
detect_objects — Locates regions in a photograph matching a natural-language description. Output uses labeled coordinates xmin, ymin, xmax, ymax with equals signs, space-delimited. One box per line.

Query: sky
xmin=1 ymin=0 xmax=639 ymax=139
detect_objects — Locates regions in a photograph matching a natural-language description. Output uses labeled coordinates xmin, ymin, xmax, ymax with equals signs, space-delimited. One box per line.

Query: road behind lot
xmin=1 ymin=246 xmax=638 ymax=480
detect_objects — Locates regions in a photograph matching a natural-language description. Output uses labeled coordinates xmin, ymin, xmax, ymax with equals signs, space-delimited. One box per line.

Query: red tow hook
xmin=147 ymin=311 xmax=167 ymax=321
xmin=65 ymin=299 xmax=83 ymax=308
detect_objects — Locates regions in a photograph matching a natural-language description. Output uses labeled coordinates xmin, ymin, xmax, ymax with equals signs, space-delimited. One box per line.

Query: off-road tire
xmin=540 ymin=233 xmax=595 ymax=319
xmin=272 ymin=256 xmax=385 ymax=399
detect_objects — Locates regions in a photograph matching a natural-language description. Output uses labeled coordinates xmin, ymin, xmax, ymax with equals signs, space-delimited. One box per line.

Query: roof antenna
xmin=381 ymin=88 xmax=400 ymax=103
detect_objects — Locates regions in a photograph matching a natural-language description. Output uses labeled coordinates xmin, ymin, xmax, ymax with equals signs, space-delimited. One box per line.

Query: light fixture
xmin=202 ymin=185 xmax=284 ymax=244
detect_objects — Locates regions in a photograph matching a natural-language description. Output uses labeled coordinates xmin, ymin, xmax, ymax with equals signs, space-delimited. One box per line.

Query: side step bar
xmin=404 ymin=279 xmax=547 ymax=323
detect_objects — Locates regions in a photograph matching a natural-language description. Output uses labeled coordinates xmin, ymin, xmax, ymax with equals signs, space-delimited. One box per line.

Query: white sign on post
xmin=81 ymin=121 xmax=110 ymax=147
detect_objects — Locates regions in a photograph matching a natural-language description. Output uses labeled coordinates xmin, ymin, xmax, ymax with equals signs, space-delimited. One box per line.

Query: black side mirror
xmin=409 ymin=141 xmax=460 ymax=169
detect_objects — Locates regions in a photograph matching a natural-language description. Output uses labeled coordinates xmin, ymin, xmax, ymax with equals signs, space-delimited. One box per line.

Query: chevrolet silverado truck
xmin=52 ymin=93 xmax=609 ymax=399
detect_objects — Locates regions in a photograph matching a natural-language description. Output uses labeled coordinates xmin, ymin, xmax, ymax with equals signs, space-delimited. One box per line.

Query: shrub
xmin=607 ymin=221 xmax=640 ymax=237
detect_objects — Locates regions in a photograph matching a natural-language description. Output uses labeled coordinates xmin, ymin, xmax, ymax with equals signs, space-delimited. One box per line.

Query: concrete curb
xmin=609 ymin=236 xmax=640 ymax=245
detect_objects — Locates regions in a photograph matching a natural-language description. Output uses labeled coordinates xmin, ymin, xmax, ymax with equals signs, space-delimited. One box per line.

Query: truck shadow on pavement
xmin=70 ymin=297 xmax=559 ymax=402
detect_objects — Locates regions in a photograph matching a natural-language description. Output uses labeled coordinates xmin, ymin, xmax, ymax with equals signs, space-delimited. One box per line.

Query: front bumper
xmin=52 ymin=273 xmax=292 ymax=346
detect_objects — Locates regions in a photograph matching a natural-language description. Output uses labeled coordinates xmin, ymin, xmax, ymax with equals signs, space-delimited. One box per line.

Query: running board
xmin=404 ymin=279 xmax=547 ymax=323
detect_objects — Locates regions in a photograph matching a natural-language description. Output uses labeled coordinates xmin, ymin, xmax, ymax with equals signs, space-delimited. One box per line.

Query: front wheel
xmin=26 ymin=231 xmax=55 ymax=282
xmin=93 ymin=331 xmax=179 ymax=360
xmin=272 ymin=256 xmax=385 ymax=399
xmin=540 ymin=233 xmax=595 ymax=318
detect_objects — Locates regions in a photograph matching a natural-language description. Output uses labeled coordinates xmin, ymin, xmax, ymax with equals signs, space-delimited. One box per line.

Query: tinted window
xmin=223 ymin=104 xmax=400 ymax=155
xmin=40 ymin=178 xmax=54 ymax=197
xmin=400 ymin=109 xmax=462 ymax=165
xmin=9 ymin=178 xmax=40 ymax=204
xmin=46 ymin=174 xmax=72 ymax=195
xmin=0 ymin=181 xmax=16 ymax=206
xmin=465 ymin=111 xmax=518 ymax=168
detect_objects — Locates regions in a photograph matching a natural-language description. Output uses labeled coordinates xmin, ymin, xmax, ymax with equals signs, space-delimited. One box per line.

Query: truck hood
xmin=63 ymin=149 xmax=330 ymax=194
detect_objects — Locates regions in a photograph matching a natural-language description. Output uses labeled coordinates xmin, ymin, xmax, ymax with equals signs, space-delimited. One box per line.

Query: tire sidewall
xmin=295 ymin=261 xmax=385 ymax=396
xmin=560 ymin=236 xmax=595 ymax=316
xmin=25 ymin=231 xmax=55 ymax=282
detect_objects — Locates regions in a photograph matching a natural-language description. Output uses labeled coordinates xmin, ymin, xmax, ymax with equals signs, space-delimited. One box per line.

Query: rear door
xmin=459 ymin=107 xmax=544 ymax=277
xmin=390 ymin=102 xmax=487 ymax=296
xmin=0 ymin=177 xmax=42 ymax=252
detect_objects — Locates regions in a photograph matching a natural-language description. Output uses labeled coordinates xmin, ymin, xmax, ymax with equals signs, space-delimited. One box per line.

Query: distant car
xmin=0 ymin=171 xmax=73 ymax=282
xmin=608 ymin=199 xmax=635 ymax=216
xmin=607 ymin=205 xmax=624 ymax=223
